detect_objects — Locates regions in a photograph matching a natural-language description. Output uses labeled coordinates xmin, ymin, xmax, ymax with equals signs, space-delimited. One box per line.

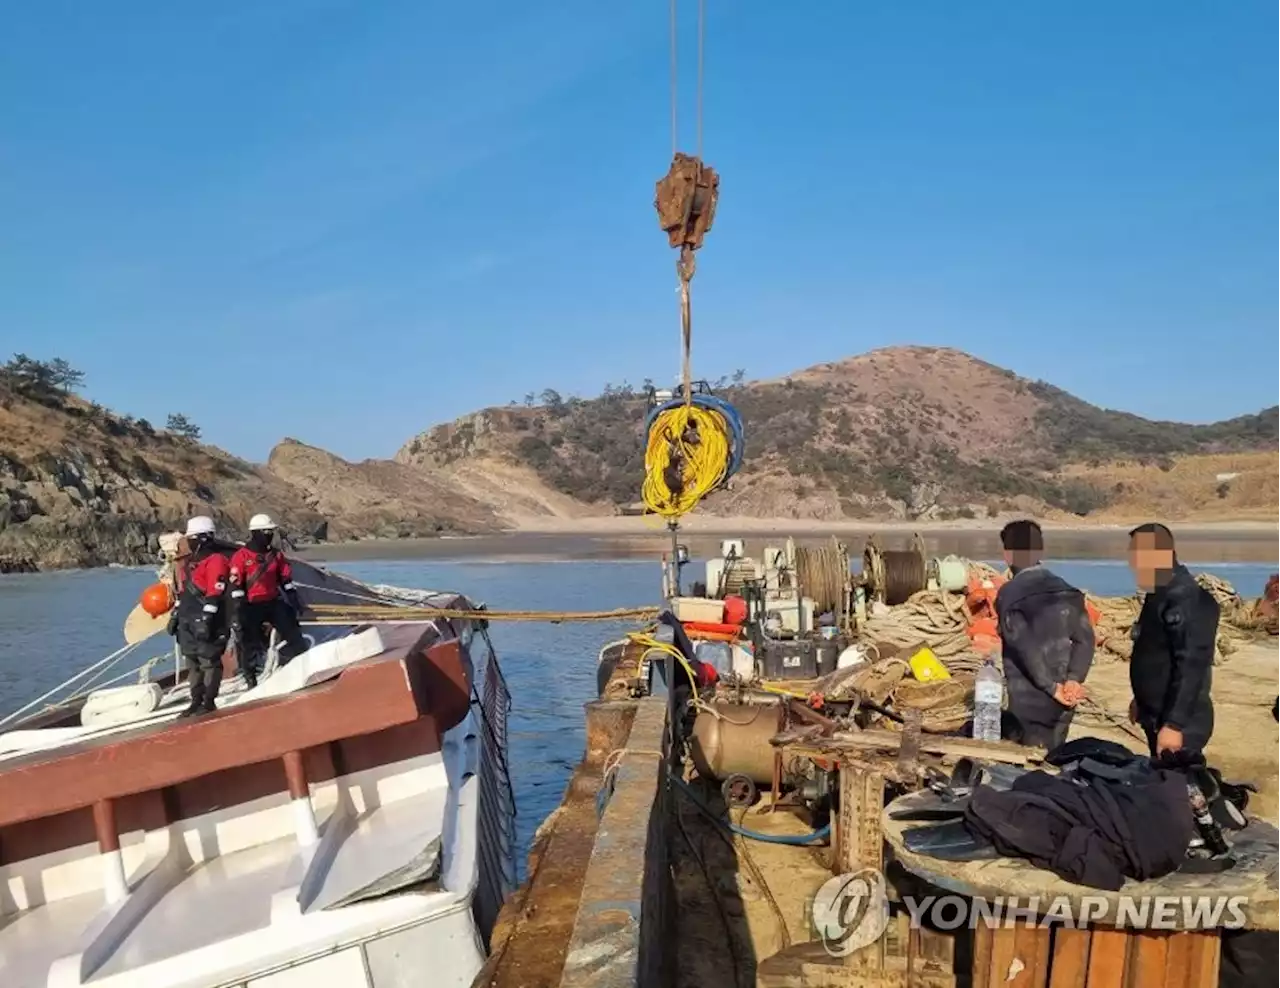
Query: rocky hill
xmin=399 ymin=346 xmax=1278 ymax=523
xmin=4 ymin=347 xmax=1275 ymax=570
xmin=265 ymin=439 xmax=504 ymax=540
xmin=0 ymin=364 xmax=503 ymax=571
xmin=0 ymin=388 xmax=317 ymax=571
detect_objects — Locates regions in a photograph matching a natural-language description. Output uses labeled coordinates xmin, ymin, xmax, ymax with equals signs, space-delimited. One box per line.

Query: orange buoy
xmin=140 ymin=582 xmax=173 ymax=618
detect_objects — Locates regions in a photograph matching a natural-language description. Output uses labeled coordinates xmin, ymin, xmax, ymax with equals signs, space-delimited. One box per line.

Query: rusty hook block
xmin=655 ymin=153 xmax=720 ymax=252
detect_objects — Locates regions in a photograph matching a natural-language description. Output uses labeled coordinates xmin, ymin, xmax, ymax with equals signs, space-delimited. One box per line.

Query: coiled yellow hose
xmin=641 ymin=402 xmax=733 ymax=520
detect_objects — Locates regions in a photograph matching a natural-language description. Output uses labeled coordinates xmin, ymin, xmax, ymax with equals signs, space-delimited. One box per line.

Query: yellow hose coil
xmin=641 ymin=402 xmax=733 ymax=520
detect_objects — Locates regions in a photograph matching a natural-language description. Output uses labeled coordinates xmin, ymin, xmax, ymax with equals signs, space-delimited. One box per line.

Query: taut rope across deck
xmin=306 ymin=604 xmax=661 ymax=624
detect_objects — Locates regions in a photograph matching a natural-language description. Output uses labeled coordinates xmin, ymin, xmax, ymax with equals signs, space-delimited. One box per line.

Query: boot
xmin=240 ymin=650 xmax=258 ymax=690
xmin=200 ymin=666 xmax=223 ymax=714
xmin=178 ymin=677 xmax=205 ymax=719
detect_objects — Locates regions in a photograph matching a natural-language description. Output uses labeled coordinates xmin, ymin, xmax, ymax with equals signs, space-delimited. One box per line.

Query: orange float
xmin=723 ymin=595 xmax=748 ymax=626
xmin=139 ymin=582 xmax=173 ymax=617
xmin=964 ymin=575 xmax=1104 ymax=653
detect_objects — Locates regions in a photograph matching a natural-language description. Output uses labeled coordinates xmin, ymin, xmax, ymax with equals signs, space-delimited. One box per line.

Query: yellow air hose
xmin=627 ymin=632 xmax=702 ymax=691
xmin=641 ymin=401 xmax=734 ymax=520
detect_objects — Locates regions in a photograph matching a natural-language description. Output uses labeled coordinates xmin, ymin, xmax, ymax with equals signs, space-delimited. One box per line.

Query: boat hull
xmin=0 ymin=616 xmax=515 ymax=988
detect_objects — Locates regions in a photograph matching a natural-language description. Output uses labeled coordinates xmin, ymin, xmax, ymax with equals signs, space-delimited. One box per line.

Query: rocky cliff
xmin=0 ymin=388 xmax=329 ymax=571
xmin=265 ymin=438 xmax=504 ymax=540
xmin=0 ymin=389 xmax=514 ymax=571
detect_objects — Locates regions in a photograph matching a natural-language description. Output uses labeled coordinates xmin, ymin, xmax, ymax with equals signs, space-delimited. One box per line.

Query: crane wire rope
xmin=644 ymin=0 xmax=742 ymax=523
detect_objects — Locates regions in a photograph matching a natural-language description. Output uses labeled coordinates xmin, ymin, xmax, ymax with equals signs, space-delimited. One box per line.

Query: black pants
xmin=1003 ymin=709 xmax=1074 ymax=750
xmin=240 ymin=598 xmax=308 ymax=674
xmin=181 ymin=643 xmax=225 ymax=710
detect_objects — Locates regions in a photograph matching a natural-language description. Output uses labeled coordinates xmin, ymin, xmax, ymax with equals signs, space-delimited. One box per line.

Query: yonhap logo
xmin=809 ymin=870 xmax=1248 ymax=958
xmin=810 ymin=870 xmax=891 ymax=957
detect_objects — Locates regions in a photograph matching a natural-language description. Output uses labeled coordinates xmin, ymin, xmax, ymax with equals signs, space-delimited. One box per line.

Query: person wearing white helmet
xmin=167 ymin=515 xmax=231 ymax=717
xmin=228 ymin=513 xmax=308 ymax=686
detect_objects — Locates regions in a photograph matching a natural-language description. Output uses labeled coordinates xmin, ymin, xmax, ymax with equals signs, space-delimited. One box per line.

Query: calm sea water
xmin=1 ymin=557 xmax=1274 ymax=873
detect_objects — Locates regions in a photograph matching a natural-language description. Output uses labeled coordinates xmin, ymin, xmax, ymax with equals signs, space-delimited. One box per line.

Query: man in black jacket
xmin=1126 ymin=523 xmax=1218 ymax=759
xmin=995 ymin=520 xmax=1094 ymax=749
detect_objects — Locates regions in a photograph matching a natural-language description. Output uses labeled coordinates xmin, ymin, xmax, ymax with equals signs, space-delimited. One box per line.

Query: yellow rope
xmin=641 ymin=402 xmax=733 ymax=520
xmin=627 ymin=633 xmax=701 ymax=691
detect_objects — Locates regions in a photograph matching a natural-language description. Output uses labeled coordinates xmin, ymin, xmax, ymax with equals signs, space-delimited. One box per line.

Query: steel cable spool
xmin=793 ymin=540 xmax=849 ymax=618
xmin=863 ymin=535 xmax=928 ymax=606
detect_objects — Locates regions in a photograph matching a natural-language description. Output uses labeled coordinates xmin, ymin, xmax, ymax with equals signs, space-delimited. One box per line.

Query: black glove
xmin=166 ymin=611 xmax=179 ymax=637
xmin=286 ymin=589 xmax=303 ymax=615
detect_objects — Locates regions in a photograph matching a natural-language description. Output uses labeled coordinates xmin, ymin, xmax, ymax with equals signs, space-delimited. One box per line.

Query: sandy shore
xmin=515 ymin=515 xmax=1280 ymax=537
xmin=295 ymin=517 xmax=1279 ymax=565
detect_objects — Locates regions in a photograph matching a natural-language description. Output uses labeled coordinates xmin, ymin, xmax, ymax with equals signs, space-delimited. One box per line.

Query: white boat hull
xmin=0 ymin=622 xmax=516 ymax=988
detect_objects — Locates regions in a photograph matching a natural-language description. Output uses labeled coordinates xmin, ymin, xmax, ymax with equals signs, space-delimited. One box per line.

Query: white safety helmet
xmin=185 ymin=515 xmax=216 ymax=537
xmin=248 ymin=513 xmax=277 ymax=532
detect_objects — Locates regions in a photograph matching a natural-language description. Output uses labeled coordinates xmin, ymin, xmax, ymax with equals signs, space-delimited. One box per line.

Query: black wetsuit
xmin=995 ymin=565 xmax=1095 ymax=749
xmin=1129 ymin=564 xmax=1218 ymax=758
xmin=170 ymin=545 xmax=230 ymax=715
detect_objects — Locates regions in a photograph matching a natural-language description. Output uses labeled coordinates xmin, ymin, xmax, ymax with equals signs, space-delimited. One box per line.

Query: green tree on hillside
xmin=166 ymin=413 xmax=202 ymax=441
xmin=2 ymin=354 xmax=85 ymax=398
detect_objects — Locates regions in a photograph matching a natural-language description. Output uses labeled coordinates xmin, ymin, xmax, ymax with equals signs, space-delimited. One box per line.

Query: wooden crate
xmin=972 ymin=924 xmax=1220 ymax=988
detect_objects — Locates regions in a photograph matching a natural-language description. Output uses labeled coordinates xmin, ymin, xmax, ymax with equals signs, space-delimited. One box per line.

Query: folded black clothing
xmin=1045 ymin=736 xmax=1142 ymax=769
xmin=962 ymin=770 xmax=1195 ymax=891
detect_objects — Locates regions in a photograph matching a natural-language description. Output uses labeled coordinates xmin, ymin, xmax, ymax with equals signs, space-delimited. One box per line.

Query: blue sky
xmin=2 ymin=2 xmax=1275 ymax=461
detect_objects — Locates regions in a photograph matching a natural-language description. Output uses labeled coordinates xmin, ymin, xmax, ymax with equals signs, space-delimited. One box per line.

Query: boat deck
xmin=97 ymin=835 xmax=305 ymax=978
xmin=0 ymin=621 xmax=481 ymax=987
xmin=483 ymin=642 xmax=1280 ymax=988
xmin=0 ymin=889 xmax=105 ymax=988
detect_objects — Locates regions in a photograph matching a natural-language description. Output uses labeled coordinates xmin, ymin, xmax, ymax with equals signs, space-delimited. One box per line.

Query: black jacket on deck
xmin=962 ymin=768 xmax=1195 ymax=891
xmin=995 ymin=566 xmax=1095 ymax=745
xmin=1129 ymin=564 xmax=1218 ymax=754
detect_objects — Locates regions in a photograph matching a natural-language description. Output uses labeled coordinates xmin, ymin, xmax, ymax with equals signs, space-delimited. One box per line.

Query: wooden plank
xmin=1124 ymin=932 xmax=1169 ymax=988
xmin=837 ymin=765 xmax=885 ymax=875
xmin=985 ymin=927 xmax=1019 ymax=988
xmin=1083 ymin=929 xmax=1128 ymax=988
xmin=972 ymin=924 xmax=994 ymax=987
xmin=1010 ymin=924 xmax=1051 ymax=987
xmin=1047 ymin=928 xmax=1090 ymax=988
xmin=1160 ymin=931 xmax=1194 ymax=988
xmin=896 ymin=711 xmax=923 ymax=778
xmin=1183 ymin=932 xmax=1220 ymax=988
xmin=791 ymin=729 xmax=1043 ymax=766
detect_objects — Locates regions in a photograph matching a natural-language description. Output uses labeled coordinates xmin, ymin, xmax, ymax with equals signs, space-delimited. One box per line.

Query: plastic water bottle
xmin=972 ymin=658 xmax=1003 ymax=742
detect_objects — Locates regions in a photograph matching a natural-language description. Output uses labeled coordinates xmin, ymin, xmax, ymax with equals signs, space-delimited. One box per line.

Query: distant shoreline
xmin=296 ymin=518 xmax=1279 ymax=566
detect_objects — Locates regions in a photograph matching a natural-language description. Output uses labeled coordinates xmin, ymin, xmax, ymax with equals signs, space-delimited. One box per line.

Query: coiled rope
xmin=642 ymin=395 xmax=744 ymax=520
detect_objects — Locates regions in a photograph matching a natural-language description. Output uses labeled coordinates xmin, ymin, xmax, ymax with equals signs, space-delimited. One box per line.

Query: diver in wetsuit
xmin=994 ymin=520 xmax=1094 ymax=750
xmin=168 ymin=515 xmax=231 ymax=717
xmin=227 ymin=514 xmax=308 ymax=686
xmin=1126 ymin=523 xmax=1218 ymax=760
